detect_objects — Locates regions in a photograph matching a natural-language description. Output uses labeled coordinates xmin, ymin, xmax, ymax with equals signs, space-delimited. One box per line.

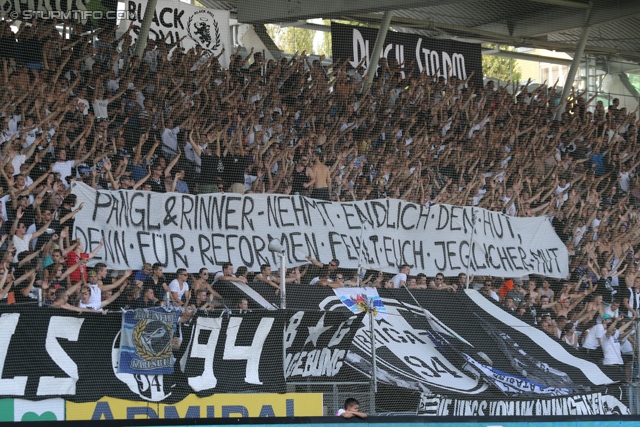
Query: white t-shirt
xmin=602 ymin=330 xmax=623 ymax=365
xmin=582 ymin=324 xmax=605 ymax=350
xmin=51 ymin=160 xmax=75 ymax=187
xmin=555 ymin=183 xmax=570 ymax=201
xmin=10 ymin=153 xmax=26 ymax=176
xmin=92 ymin=99 xmax=109 ymax=119
xmin=88 ymin=283 xmax=102 ymax=309
xmin=391 ymin=273 xmax=407 ymax=288
xmin=309 ymin=277 xmax=332 ymax=285
xmin=619 ymin=171 xmax=631 ymax=192
xmin=162 ymin=126 xmax=180 ymax=158
xmin=169 ymin=279 xmax=189 ymax=301
xmin=79 ymin=300 xmax=101 ymax=310
xmin=621 ymin=330 xmax=635 ymax=355
xmin=12 ymin=233 xmax=32 ymax=262
xmin=213 ymin=271 xmax=237 ymax=283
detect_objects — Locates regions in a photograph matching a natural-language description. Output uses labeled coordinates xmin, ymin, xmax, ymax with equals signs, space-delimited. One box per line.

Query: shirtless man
xmin=305 ymin=154 xmax=331 ymax=200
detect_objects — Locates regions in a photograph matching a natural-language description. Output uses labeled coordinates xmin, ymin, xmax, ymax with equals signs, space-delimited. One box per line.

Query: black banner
xmin=331 ymin=22 xmax=483 ymax=88
xmin=284 ymin=311 xmax=362 ymax=381
xmin=279 ymin=287 xmax=627 ymax=409
xmin=0 ymin=288 xmax=630 ymax=414
xmin=0 ymin=308 xmax=287 ymax=403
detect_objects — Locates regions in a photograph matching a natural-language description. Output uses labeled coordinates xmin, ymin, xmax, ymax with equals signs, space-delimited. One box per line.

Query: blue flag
xmin=118 ymin=308 xmax=179 ymax=374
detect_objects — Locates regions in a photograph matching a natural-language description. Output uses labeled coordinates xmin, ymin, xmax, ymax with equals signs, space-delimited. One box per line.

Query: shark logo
xmin=111 ymin=331 xmax=173 ymax=402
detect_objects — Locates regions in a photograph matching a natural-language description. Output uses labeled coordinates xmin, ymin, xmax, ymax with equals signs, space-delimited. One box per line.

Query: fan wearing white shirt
xmin=51 ymin=147 xmax=96 ymax=188
xmin=92 ymin=83 xmax=127 ymax=121
xmin=168 ymin=268 xmax=191 ymax=307
xmin=390 ymin=264 xmax=410 ymax=289
xmin=161 ymin=118 xmax=184 ymax=160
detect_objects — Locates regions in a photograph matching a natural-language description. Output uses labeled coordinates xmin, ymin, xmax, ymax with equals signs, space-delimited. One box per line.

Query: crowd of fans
xmin=0 ymin=18 xmax=639 ymax=376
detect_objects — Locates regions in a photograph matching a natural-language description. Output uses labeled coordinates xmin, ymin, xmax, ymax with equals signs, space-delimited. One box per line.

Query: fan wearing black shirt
xmin=529 ymin=295 xmax=559 ymax=325
xmin=188 ymin=129 xmax=223 ymax=194
xmin=221 ymin=133 xmax=249 ymax=194
xmin=143 ymin=262 xmax=169 ymax=301
xmin=135 ymin=286 xmax=163 ymax=309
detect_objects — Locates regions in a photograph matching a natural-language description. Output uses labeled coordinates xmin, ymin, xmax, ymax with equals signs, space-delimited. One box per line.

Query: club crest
xmin=187 ymin=10 xmax=221 ymax=51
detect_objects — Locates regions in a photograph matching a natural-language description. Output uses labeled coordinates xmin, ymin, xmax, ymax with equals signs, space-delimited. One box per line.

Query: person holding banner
xmin=213 ymin=263 xmax=248 ymax=285
xmin=429 ymin=273 xmax=458 ymax=292
xmin=254 ymin=264 xmax=281 ymax=293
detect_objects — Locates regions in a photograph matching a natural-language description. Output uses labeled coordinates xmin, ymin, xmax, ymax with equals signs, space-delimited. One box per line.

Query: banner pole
xmin=134 ymin=0 xmax=159 ymax=59
xmin=356 ymin=224 xmax=366 ymax=287
xmin=631 ymin=319 xmax=640 ymax=382
xmin=466 ymin=207 xmax=477 ymax=290
xmin=280 ymin=253 xmax=286 ymax=309
xmin=368 ymin=298 xmax=377 ymax=413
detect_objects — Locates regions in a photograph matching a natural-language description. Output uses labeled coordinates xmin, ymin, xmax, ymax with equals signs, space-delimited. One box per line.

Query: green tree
xmin=266 ymin=24 xmax=314 ymax=54
xmin=318 ymin=20 xmax=332 ymax=57
xmin=318 ymin=33 xmax=332 ymax=57
xmin=482 ymin=45 xmax=522 ymax=84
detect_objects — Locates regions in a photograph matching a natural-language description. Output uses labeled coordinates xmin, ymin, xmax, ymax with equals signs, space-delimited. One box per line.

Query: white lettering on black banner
xmin=418 ymin=392 xmax=629 ymax=416
xmin=331 ymin=22 xmax=483 ymax=88
xmin=71 ymin=182 xmax=568 ymax=277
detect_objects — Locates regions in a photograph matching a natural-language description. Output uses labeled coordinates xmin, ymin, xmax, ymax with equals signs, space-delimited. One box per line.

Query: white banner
xmin=70 ymin=182 xmax=568 ymax=277
xmin=121 ymin=0 xmax=230 ymax=68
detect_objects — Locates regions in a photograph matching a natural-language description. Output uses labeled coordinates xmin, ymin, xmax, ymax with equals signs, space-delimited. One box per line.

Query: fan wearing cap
xmin=117 ymin=173 xmax=135 ymax=190
xmin=582 ymin=315 xmax=608 ymax=361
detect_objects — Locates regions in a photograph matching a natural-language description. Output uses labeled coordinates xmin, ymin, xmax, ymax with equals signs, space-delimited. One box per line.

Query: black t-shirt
xmin=621 ymin=287 xmax=638 ymax=313
xmin=595 ymin=277 xmax=614 ymax=303
xmin=291 ymin=167 xmax=310 ymax=195
xmin=12 ymin=282 xmax=32 ymax=303
xmin=34 ymin=219 xmax=63 ymax=251
xmin=200 ymin=153 xmax=223 ymax=183
xmin=222 ymin=155 xmax=249 ymax=187
xmin=133 ymin=297 xmax=160 ymax=309
xmin=530 ymin=304 xmax=554 ymax=324
xmin=57 ymin=206 xmax=75 ymax=231
xmin=143 ymin=276 xmax=167 ymax=301
xmin=148 ymin=178 xmax=165 ymax=193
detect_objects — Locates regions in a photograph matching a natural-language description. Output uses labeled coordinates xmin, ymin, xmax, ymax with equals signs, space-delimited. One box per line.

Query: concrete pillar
xmin=134 ymin=0 xmax=159 ymax=59
xmin=559 ymin=25 xmax=591 ymax=111
xmin=363 ymin=10 xmax=393 ymax=92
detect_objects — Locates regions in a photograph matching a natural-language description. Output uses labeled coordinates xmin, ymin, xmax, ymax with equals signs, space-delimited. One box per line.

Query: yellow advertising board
xmin=66 ymin=393 xmax=323 ymax=420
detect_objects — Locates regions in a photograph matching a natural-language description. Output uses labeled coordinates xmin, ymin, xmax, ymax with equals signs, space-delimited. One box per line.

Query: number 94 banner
xmin=119 ymin=308 xmax=179 ymax=375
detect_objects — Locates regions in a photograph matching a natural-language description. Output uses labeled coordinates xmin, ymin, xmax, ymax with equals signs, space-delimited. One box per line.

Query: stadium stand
xmin=0 ymin=11 xmax=639 ymax=420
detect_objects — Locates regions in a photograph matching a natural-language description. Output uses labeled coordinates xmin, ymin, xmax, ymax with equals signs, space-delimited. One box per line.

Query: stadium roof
xmin=198 ymin=0 xmax=640 ymax=67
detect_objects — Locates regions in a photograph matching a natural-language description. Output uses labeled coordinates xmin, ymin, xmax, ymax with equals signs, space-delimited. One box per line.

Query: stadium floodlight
xmin=268 ymin=240 xmax=286 ymax=309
